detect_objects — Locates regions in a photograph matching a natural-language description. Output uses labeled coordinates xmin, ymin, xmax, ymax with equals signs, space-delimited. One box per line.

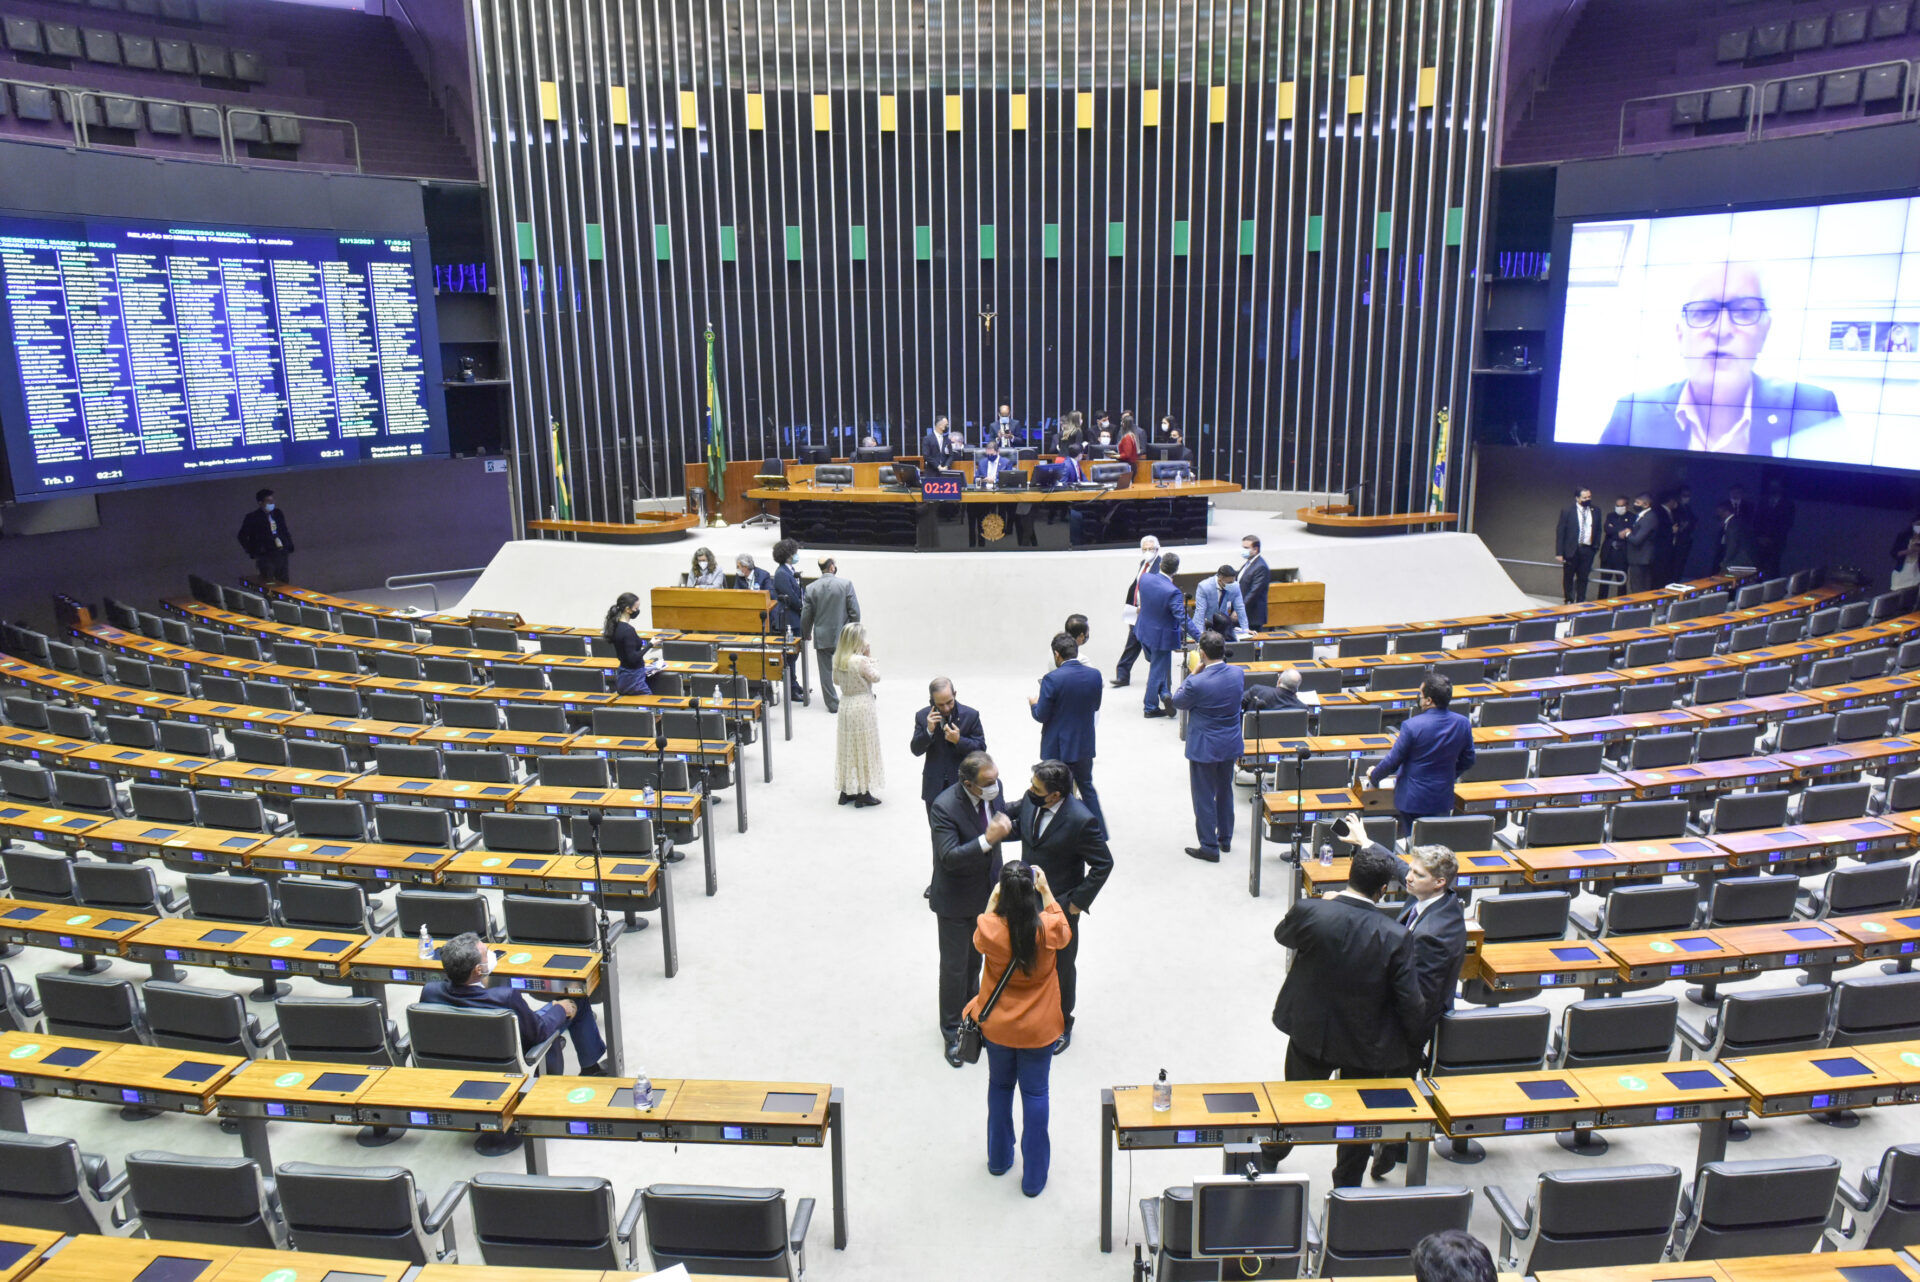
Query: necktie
xmin=980 ymin=800 xmax=991 ymax=838
xmin=1399 ymin=902 xmax=1418 ymax=927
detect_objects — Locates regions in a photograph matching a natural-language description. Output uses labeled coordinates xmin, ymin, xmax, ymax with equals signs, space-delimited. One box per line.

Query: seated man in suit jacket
xmin=1267 ymin=844 xmax=1428 ymax=1186
xmin=730 ymin=553 xmax=772 ymax=594
xmin=929 ymin=751 xmax=1016 ymax=1067
xmin=974 ymin=440 xmax=1015 ymax=487
xmin=1368 ymin=672 xmax=1474 ymax=834
xmin=422 ymin=932 xmax=605 ymax=1074
xmin=912 ymin=677 xmax=986 ymax=812
xmin=1005 ymin=758 xmax=1113 ymax=1054
xmin=1029 ymin=632 xmax=1105 ymax=836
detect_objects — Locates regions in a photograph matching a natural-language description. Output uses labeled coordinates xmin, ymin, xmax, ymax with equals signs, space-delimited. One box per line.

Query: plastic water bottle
xmin=643 ymin=785 xmax=657 ymax=807
xmin=1153 ymin=1069 xmax=1172 ymax=1113
xmin=1318 ymin=842 xmax=1335 ymax=868
xmin=635 ymin=1068 xmax=653 ymax=1109
xmin=417 ymin=925 xmax=434 ymax=959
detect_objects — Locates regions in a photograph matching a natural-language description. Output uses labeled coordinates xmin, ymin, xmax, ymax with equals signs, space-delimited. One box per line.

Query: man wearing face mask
xmin=1112 ymin=536 xmax=1162 ymax=688
xmin=1598 ymin=495 xmax=1634 ymax=597
xmin=1171 ymin=630 xmax=1246 ymax=863
xmin=913 ymin=677 xmax=987 ymax=815
xmin=1554 ymin=488 xmax=1600 ymax=604
xmin=1029 ymin=632 xmax=1105 ymax=837
xmin=930 ymin=751 xmax=1017 ymax=1066
xmin=1625 ymin=492 xmax=1664 ymax=594
xmin=423 ymin=932 xmax=606 ymax=1075
xmin=1238 ymin=535 xmax=1271 ymax=632
xmin=1005 ymin=758 xmax=1113 ymax=1055
xmin=238 ymin=488 xmax=293 ymax=583
xmin=1890 ymin=513 xmax=1920 ymax=591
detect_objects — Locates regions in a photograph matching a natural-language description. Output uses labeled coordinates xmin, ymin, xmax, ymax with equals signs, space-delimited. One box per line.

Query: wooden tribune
xmin=651 ymin=586 xmax=773 ymax=638
xmin=1297 ymin=503 xmax=1458 ymax=537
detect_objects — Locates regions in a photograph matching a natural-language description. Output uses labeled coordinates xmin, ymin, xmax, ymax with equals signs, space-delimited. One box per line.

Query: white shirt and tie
xmin=1399 ymin=892 xmax=1442 ymax=928
xmin=1031 ymin=796 xmax=1064 ymax=841
xmin=1577 ymin=504 xmax=1593 ymax=547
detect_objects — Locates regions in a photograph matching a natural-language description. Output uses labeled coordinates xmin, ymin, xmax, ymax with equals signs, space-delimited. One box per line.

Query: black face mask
xmin=1029 ymin=789 xmax=1049 ymax=806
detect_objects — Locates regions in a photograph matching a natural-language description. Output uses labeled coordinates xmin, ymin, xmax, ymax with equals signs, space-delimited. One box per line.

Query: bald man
xmin=1598 ymin=261 xmax=1840 ymax=456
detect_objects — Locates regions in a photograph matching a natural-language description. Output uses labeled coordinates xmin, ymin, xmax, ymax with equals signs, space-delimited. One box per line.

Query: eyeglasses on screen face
xmin=1680 ymin=298 xmax=1768 ymax=327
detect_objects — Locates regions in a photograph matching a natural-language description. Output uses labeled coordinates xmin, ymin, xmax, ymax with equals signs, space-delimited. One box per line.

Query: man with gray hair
xmin=421 ymin=932 xmax=606 ymax=1075
xmin=732 ymin=553 xmax=770 ymax=592
xmin=912 ymin=677 xmax=986 ymax=813
xmin=1111 ymin=534 xmax=1162 ymax=688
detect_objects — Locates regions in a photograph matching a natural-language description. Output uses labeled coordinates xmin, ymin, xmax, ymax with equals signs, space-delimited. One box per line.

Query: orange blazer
xmin=964 ymin=904 xmax=1074 ymax=1049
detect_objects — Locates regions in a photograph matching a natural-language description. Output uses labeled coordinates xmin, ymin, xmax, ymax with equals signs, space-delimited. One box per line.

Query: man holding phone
xmin=912 ymin=677 xmax=987 ymax=815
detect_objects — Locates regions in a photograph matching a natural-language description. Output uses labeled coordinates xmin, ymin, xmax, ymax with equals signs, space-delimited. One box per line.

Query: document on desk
xmin=645 ymin=1268 xmax=691 ymax=1282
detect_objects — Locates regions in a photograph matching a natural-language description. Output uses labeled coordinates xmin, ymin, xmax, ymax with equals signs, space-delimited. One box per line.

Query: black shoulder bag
xmin=956 ymin=954 xmax=1018 ymax=1065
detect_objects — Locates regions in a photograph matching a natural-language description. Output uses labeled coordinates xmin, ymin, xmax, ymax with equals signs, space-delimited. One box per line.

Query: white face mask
xmin=1615 ymin=505 xmax=1627 ymax=514
xmin=974 ymin=781 xmax=1001 ymax=802
xmin=264 ymin=503 xmax=275 ymax=512
xmin=1242 ymin=547 xmax=1255 ymax=559
xmin=696 ymin=560 xmax=708 ymax=571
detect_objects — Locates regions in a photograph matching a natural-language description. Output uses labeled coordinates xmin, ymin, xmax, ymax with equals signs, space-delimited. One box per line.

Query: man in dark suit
xmin=1368 ymin=673 xmax=1474 ymax=835
xmin=422 ymin=932 xmax=605 ymax=1074
xmin=1267 ymin=844 xmax=1429 ymax=1186
xmin=1238 ymin=535 xmax=1271 ymax=632
xmin=921 ymin=417 xmax=951 ymax=470
xmin=1171 ymin=630 xmax=1246 ymax=863
xmin=1112 ymin=536 xmax=1162 ymax=688
xmin=1715 ymin=499 xmax=1759 ymax=572
xmin=1136 ymin=552 xmax=1200 ymax=717
xmin=1029 ymin=632 xmax=1105 ymax=836
xmin=1554 ymin=488 xmax=1599 ymax=604
xmin=912 ymin=677 xmax=986 ymax=812
xmin=1625 ymin=492 xmax=1663 ymax=594
xmin=974 ymin=440 xmax=1014 ymax=487
xmin=770 ymin=539 xmax=807 ymax=702
xmin=929 ymin=751 xmax=1015 ymax=1067
xmin=730 ymin=553 xmax=772 ymax=594
xmin=1007 ymin=759 xmax=1113 ymax=1054
xmin=237 ymin=488 xmax=293 ymax=582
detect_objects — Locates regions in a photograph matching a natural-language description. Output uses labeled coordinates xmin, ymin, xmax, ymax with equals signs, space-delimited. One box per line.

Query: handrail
xmin=1618 ymin=58 xmax=1920 ymax=155
xmin=223 ymin=107 xmax=362 ymax=173
xmin=382 ymin=0 xmax=438 ymax=114
xmin=1617 ymin=82 xmax=1760 ymax=153
xmin=74 ymin=88 xmax=233 ymax=162
xmin=382 ymin=568 xmax=487 ymax=612
xmin=1753 ymin=56 xmax=1919 ymax=133
xmin=0 ymin=76 xmax=89 ymax=148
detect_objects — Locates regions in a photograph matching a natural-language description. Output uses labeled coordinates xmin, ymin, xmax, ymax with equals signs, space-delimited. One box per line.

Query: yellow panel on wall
xmin=1278 ymin=81 xmax=1297 ymax=120
xmin=745 ymin=92 xmax=765 ymax=130
xmin=1141 ymin=87 xmax=1161 ymax=126
xmin=538 ymin=80 xmax=559 ymax=122
xmin=1347 ymin=75 xmax=1367 ymax=114
xmin=608 ymin=86 xmax=629 ymax=124
xmin=1208 ymin=85 xmax=1228 ymax=123
xmin=1075 ymin=91 xmax=1094 ymax=129
xmin=945 ymin=94 xmax=963 ymax=131
xmin=679 ymin=90 xmax=697 ymax=126
xmin=1008 ymin=93 xmax=1028 ymax=130
xmin=878 ymin=94 xmax=897 ymax=131
xmin=813 ymin=94 xmax=831 ymax=131
xmin=1418 ymin=67 xmax=1438 ymax=108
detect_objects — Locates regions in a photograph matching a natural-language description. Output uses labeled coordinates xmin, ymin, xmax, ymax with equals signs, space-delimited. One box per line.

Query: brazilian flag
xmin=705 ymin=324 xmax=726 ymax=506
xmin=550 ymin=419 xmax=573 ymax=520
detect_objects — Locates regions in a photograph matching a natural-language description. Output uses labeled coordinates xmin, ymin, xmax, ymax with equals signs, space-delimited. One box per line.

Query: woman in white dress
xmin=833 ymin=621 xmax=884 ymax=807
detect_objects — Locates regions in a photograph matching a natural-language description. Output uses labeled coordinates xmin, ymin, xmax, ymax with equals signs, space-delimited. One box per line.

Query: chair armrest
xmin=452 ymin=827 xmax=481 ymax=851
xmin=368 ymin=906 xmax=398 ymax=936
xmin=615 ymin=1188 xmax=645 ymax=1267
xmin=254 ymin=1020 xmax=282 ymax=1053
xmin=788 ymin=1196 xmax=815 ymax=1257
xmin=422 ymin=1180 xmax=469 ymax=1234
xmin=1485 ymin=1183 xmax=1530 ymax=1239
xmin=1139 ymin=1198 xmax=1162 ymax=1254
xmin=1568 ymin=905 xmax=1602 ymax=938
xmin=524 ymin=1028 xmax=564 ymax=1073
xmin=157 ymin=886 xmax=183 ymax=914
xmin=19 ymin=991 xmax=43 ymax=1019
xmin=97 ymin=1169 xmax=130 ymax=1203
xmin=1836 ymin=1176 xmax=1871 ymax=1212
xmin=1676 ymin=1014 xmax=1713 ymax=1052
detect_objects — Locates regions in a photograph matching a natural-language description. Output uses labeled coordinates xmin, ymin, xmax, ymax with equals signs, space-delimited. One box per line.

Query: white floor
xmin=12 ymin=526 xmax=1903 ymax=1278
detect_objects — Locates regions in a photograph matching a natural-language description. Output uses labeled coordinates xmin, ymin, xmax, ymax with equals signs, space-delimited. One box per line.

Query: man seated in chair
xmin=424 ymin=932 xmax=606 ymax=1075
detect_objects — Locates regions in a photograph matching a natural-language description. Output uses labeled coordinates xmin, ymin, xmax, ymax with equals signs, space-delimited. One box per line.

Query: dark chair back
xmin=1696 ymin=725 xmax=1759 ymax=762
xmin=503 ymin=895 xmax=597 ymax=945
xmin=537 ymin=755 xmax=612 ymax=788
xmin=2 ymin=849 xmax=77 ymax=903
xmin=50 ymin=770 xmax=117 ymax=814
xmin=444 ymin=750 xmax=515 ymax=784
xmin=1704 ymin=875 xmax=1799 ymax=928
xmin=1816 ymin=861 xmax=1910 ymax=918
xmin=143 ymin=981 xmax=268 ymax=1057
xmin=591 ymin=708 xmax=656 ymax=737
xmin=1627 ymin=732 xmax=1691 ymax=770
xmin=396 ymin=890 xmax=493 ymax=940
xmin=1429 ymin=1006 xmax=1551 ymax=1075
xmin=1828 ymin=973 xmax=1920 ymax=1047
xmin=1523 ymin=806 xmax=1606 ymax=848
xmin=480 ymin=812 xmax=566 ymax=854
xmin=641 ymin=1183 xmax=799 ymax=1278
xmin=469 ymin=1172 xmax=624 ymax=1269
xmin=1600 ymin=883 xmax=1698 ymax=936
xmin=374 ymin=744 xmax=442 ymax=780
xmin=1799 ymin=781 xmax=1870 ymax=823
xmin=1610 ymin=799 xmax=1688 ymax=841
xmin=277 ymin=877 xmax=379 ymax=934
xmin=1678 ymin=1157 xmax=1840 ymax=1260
xmin=504 ymin=703 xmax=569 ymax=733
xmin=374 ymin=804 xmax=459 ymax=847
xmin=1716 ymin=984 xmax=1832 ymax=1055
xmin=1537 ymin=741 xmax=1605 ymax=777
xmin=184 ymin=874 xmax=273 ymax=925
xmin=1316 ymin=1186 xmax=1474 ymax=1275
xmin=275 ymin=996 xmax=406 ymax=1066
xmin=1477 ymin=891 xmax=1571 ymax=944
xmin=291 ymin=797 xmax=369 ymax=839
xmin=1857 ymin=1144 xmax=1920 ymax=1249
xmin=438 ymin=698 xmax=501 ymax=729
xmin=37 ymin=972 xmax=149 ymax=1043
xmin=124 ymin=1151 xmax=281 ymax=1247
xmin=0 ymin=1131 xmax=122 ymax=1233
xmin=275 ymin=1163 xmax=441 ymax=1263
xmin=1460 ymin=748 xmax=1528 ymax=782
xmin=407 ymin=1003 xmax=535 ymax=1073
xmin=1409 ymin=815 xmax=1495 ymax=852
xmin=1555 ymin=995 xmax=1678 ymax=1068
xmin=194 ymin=789 xmax=271 ymax=833
xmin=1522 ymin=1164 xmax=1683 ymax=1272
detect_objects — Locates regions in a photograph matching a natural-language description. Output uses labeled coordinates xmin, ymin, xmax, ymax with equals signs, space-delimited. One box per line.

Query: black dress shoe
xmin=1185 ymin=846 xmax=1220 ymax=863
xmin=943 ymin=1036 xmax=966 ymax=1068
xmin=1369 ymin=1146 xmax=1400 ymax=1180
xmin=1109 ymin=678 xmax=1130 ymax=688
xmin=839 ymin=792 xmax=855 ymax=805
xmin=579 ymin=1063 xmax=607 ymax=1077
xmin=1143 ymin=708 xmax=1171 ymax=719
xmin=855 ymin=793 xmax=881 ymax=807
xmin=1051 ymin=1028 xmax=1072 ymax=1056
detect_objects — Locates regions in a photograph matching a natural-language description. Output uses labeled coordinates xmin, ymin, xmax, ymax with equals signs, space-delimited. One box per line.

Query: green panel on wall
xmin=849 ymin=225 xmax=867 ymax=260
xmin=1042 ymin=223 xmax=1060 ymax=258
xmin=1445 ymin=206 xmax=1465 ymax=246
xmin=651 ymin=224 xmax=668 ymax=261
xmin=1107 ymin=221 xmax=1126 ymax=257
xmin=585 ymin=224 xmax=604 ymax=261
xmin=785 ymin=225 xmax=803 ymax=261
xmin=1306 ymin=216 xmax=1323 ymax=252
xmin=1375 ymin=211 xmax=1393 ymax=249
xmin=979 ymin=224 xmax=996 ymax=259
xmin=914 ymin=225 xmax=933 ymax=261
xmin=515 ymin=221 xmax=534 ymax=260
xmin=1171 ymin=221 xmax=1190 ymax=255
xmin=718 ymin=225 xmax=737 ymax=262
xmin=1239 ymin=219 xmax=1256 ymax=255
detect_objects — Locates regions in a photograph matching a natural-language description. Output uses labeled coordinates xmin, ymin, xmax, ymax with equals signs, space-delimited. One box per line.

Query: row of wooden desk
xmin=1098 ymin=1041 xmax=1920 ymax=1251
xmin=0 ymin=1032 xmax=849 ymax=1250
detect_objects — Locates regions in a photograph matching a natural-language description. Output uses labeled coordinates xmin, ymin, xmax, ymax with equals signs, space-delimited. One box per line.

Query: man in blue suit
xmin=1136 ymin=552 xmax=1200 ymax=717
xmin=1171 ymin=630 xmax=1246 ymax=862
xmin=974 ymin=440 xmax=1014 ymax=487
xmin=422 ymin=932 xmax=605 ymax=1074
xmin=730 ymin=553 xmax=772 ymax=593
xmin=1368 ymin=673 xmax=1475 ymax=834
xmin=770 ymin=539 xmax=808 ymax=702
xmin=1193 ymin=564 xmax=1249 ymax=639
xmin=1029 ymin=631 xmax=1106 ymax=836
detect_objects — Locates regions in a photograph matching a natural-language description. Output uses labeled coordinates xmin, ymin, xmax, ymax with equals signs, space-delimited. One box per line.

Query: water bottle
xmin=1153 ymin=1069 xmax=1172 ymax=1113
xmin=635 ymin=1067 xmax=653 ymax=1108
xmin=1318 ymin=842 xmax=1335 ymax=868
xmin=643 ymin=785 xmax=657 ymax=806
xmin=417 ymin=925 xmax=433 ymax=960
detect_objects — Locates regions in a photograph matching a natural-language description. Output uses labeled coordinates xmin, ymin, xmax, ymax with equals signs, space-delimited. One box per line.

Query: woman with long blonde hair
xmin=832 ymin=621 xmax=883 ymax=807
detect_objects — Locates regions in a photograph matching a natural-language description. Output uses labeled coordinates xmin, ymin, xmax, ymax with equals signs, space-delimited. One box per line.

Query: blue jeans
xmin=1144 ymin=645 xmax=1171 ymax=712
xmin=986 ymin=1039 xmax=1052 ymax=1195
xmin=1189 ymin=758 xmax=1236 ymax=853
xmin=544 ymin=1001 xmax=607 ymax=1073
xmin=614 ymin=666 xmax=651 ymax=696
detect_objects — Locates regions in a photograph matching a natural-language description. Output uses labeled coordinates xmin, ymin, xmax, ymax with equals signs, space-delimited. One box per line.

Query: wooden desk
xmin=211 ymin=1247 xmax=410 ymax=1282
xmin=652 ymin=585 xmax=771 ymax=636
xmin=1248 ymin=789 xmax=1364 ymax=899
xmin=1300 ymin=849 xmax=1525 ymax=901
xmin=26 ymin=1236 xmax=237 ymax=1282
xmin=1453 ymin=774 xmax=1635 ymax=816
xmin=80 ymin=819 xmax=267 ymax=873
xmin=287 ymin=714 xmax=427 ymax=751
xmin=513 ymin=1072 xmax=680 ymax=1140
xmin=1538 ymin=1263 xmax=1736 ymax=1282
xmin=250 ymin=835 xmax=457 ymax=886
xmin=177 ymin=701 xmax=308 ymax=737
xmin=1516 ymin=838 xmax=1724 ymax=887
xmin=1605 ymin=930 xmax=1745 ymax=985
xmin=0 ymin=802 xmax=104 ymax=850
xmin=1859 ymin=1039 xmax=1920 ymax=1097
xmin=1711 ymin=921 xmax=1859 ymax=978
xmin=1829 ymin=910 xmax=1920 ymax=966
xmin=0 ymin=726 xmax=93 ymax=767
xmin=337 ymin=774 xmax=523 ymax=816
xmin=354 ymin=1066 xmax=525 ymax=1136
xmin=348 ymin=936 xmax=601 ymax=997
xmin=512 ymin=786 xmax=717 ymax=897
xmin=0 ymin=898 xmax=151 ymax=960
xmin=221 ymin=926 xmax=365 ymax=980
xmin=1719 ymin=1251 xmax=1920 ymax=1282
xmin=1552 ymin=709 xmax=1702 ymax=743
xmin=1265 ymin=1077 xmax=1434 ymax=1148
xmin=1721 ymin=1047 xmax=1905 ymax=1117
xmin=0 ymin=1227 xmax=62 ymax=1282
xmin=1714 ymin=817 xmax=1913 ymax=870
xmin=1779 ymin=737 xmax=1920 ymax=783
xmin=189 ymin=760 xmax=358 ymax=805
xmin=1423 ymin=1070 xmax=1602 ymax=1148
xmin=1618 ymin=757 xmax=1794 ymax=801
xmin=1466 ymin=939 xmax=1624 ymax=993
xmin=414 ymin=725 xmax=580 ymax=757
xmin=64 ymin=743 xmax=220 ymax=789
xmin=1241 ymin=735 xmax=1392 ymax=768
xmin=440 ymin=851 xmax=677 ymax=979
xmin=528 ymin=513 xmax=701 ymax=542
xmin=0 ymin=1031 xmax=133 ymax=1130
xmin=122 ymin=918 xmax=262 ymax=969
xmin=1567 ymin=1059 xmax=1749 ymax=1167
xmin=1472 ymin=723 xmax=1566 ymax=747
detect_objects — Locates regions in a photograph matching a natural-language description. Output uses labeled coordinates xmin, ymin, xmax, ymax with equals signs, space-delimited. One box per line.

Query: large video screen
xmin=1552 ymin=195 xmax=1920 ymax=470
xmin=0 ymin=213 xmax=445 ymax=499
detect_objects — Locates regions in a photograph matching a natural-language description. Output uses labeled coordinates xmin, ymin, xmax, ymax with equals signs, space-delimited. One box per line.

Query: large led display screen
xmin=1552 ymin=196 xmax=1920 ymax=470
xmin=0 ymin=213 xmax=445 ymax=499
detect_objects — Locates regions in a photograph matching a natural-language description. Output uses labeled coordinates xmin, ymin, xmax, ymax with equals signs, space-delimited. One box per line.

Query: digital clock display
xmin=922 ymin=477 xmax=962 ymax=500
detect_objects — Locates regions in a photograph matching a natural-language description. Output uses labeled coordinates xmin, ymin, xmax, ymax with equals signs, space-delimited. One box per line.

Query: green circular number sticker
xmin=1618 ymin=1075 xmax=1649 ymax=1092
xmin=507 ymin=952 xmax=533 ymax=965
xmin=481 ymin=857 xmax=502 ymax=868
xmin=1303 ymin=1092 xmax=1333 ymax=1110
xmin=262 ymin=1270 xmax=297 ymax=1282
xmin=274 ymin=1072 xmax=305 ymax=1088
xmin=1860 ymin=921 xmax=1888 ymax=934
xmin=1902 ymin=1052 xmax=1920 ymax=1068
xmin=566 ymin=1087 xmax=597 ymax=1104
xmin=288 ymin=843 xmax=309 ymax=853
xmin=8 ymin=1043 xmax=39 ymax=1059
xmin=269 ymin=936 xmax=294 ymax=948
xmin=1649 ymin=941 xmax=1677 ymax=954
xmin=64 ymin=914 xmax=92 ymax=926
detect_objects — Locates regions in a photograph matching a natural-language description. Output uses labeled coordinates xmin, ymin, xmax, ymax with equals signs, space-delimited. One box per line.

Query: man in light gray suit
xmin=798 ymin=557 xmax=860 ymax=713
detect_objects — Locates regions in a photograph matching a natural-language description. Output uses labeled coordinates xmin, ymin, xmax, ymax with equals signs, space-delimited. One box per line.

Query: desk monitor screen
xmin=404 ymin=852 xmax=440 ymax=864
xmin=1813 ymin=1056 xmax=1872 ymax=1078
xmin=1837 ymin=1266 xmax=1911 ymax=1282
xmin=43 ymin=1047 xmax=98 ymax=1067
xmin=1550 ymin=946 xmax=1598 ymax=962
xmin=608 ymin=1086 xmax=637 ymax=1109
xmin=197 ymin=928 xmax=245 ymax=944
xmin=1468 ymin=856 xmax=1509 ymax=867
xmin=318 ymin=1273 xmax=391 ymax=1282
xmin=96 ymin=917 xmax=140 ymax=932
xmin=1573 ymin=848 xmax=1612 ymax=860
xmin=1358 ymin=1088 xmax=1416 ymax=1110
xmin=1192 ymin=1175 xmax=1308 ymax=1258
xmin=220 ymin=836 xmax=255 ymax=849
xmin=133 ymin=1258 xmax=211 ymax=1282
xmin=1675 ymin=936 xmax=1721 ymax=952
xmin=1501 ymin=782 xmax=1538 ymax=794
xmin=1899 ymin=914 xmax=1920 ymax=929
xmin=1202 ymin=1091 xmax=1261 ymax=1114
xmin=1674 ymin=841 xmax=1714 ymax=853
xmin=305 ymin=938 xmax=352 ymax=954
xmin=509 ymin=858 xmax=545 ymax=870
xmin=0 ymin=1241 xmax=32 ymax=1270
xmin=163 ymin=1061 xmax=223 ymax=1084
xmin=762 ymin=1091 xmax=818 ymax=1113
xmin=3 ymin=907 xmax=39 ymax=920
xmin=612 ymin=862 xmax=651 ymax=876
xmin=140 ymin=827 xmax=178 ymax=839
xmin=544 ymin=954 xmax=589 ymax=970
xmin=1517 ymin=1079 xmax=1579 ymax=1102
xmin=311 ymin=1072 xmax=368 ymax=1093
xmin=313 ymin=845 xmax=352 ymax=857
xmin=1785 ymin=927 xmax=1834 ymax=943
xmin=1663 ymin=1070 xmax=1724 ymax=1090
xmin=452 ymin=1080 xmax=508 ymax=1101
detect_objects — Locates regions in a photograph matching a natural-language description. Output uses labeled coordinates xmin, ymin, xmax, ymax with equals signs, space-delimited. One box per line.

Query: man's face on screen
xmin=1675 ymin=263 xmax=1770 ymax=403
